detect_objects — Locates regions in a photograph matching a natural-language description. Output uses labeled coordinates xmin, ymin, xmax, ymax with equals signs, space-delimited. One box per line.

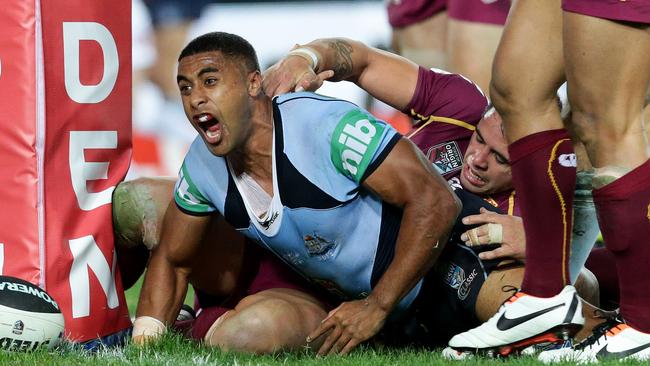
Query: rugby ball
xmin=0 ymin=275 xmax=64 ymax=351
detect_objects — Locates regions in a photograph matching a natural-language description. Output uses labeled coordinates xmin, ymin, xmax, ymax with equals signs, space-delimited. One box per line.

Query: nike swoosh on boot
xmin=496 ymin=303 xmax=565 ymax=331
xmin=596 ymin=343 xmax=650 ymax=360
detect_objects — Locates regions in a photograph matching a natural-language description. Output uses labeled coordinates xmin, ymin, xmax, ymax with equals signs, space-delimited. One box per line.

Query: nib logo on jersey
xmin=332 ymin=110 xmax=385 ymax=183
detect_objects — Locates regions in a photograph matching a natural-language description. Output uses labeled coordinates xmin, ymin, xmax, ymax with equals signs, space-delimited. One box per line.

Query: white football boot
xmin=539 ymin=316 xmax=650 ymax=364
xmin=446 ymin=285 xmax=584 ymax=358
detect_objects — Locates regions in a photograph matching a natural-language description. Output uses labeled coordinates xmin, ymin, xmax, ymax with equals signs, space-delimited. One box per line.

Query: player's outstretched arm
xmin=263 ymin=38 xmax=419 ymax=111
xmin=307 ymin=139 xmax=461 ymax=355
xmin=132 ymin=202 xmax=212 ymax=345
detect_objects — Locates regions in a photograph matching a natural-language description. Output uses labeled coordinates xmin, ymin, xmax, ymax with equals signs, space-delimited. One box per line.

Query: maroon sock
xmin=191 ymin=306 xmax=232 ymax=340
xmin=509 ymin=129 xmax=576 ymax=297
xmin=593 ymin=159 xmax=650 ymax=332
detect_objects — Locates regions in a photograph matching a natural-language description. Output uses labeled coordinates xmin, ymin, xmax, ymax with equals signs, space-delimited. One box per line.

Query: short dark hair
xmin=178 ymin=32 xmax=260 ymax=73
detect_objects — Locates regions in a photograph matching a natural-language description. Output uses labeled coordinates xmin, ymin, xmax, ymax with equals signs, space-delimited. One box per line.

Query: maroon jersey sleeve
xmin=405 ymin=66 xmax=488 ymax=179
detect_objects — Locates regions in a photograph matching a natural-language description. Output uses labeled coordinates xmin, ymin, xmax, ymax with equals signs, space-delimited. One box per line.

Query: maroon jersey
xmin=448 ymin=0 xmax=511 ymax=25
xmin=387 ymin=0 xmax=447 ymax=28
xmin=563 ymin=0 xmax=650 ymax=24
xmin=405 ymin=66 xmax=519 ymax=215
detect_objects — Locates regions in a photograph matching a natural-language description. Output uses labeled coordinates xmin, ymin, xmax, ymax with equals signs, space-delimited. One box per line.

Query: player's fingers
xmin=295 ymin=71 xmax=321 ymax=92
xmin=478 ymin=207 xmax=498 ymax=216
xmin=339 ymin=338 xmax=361 ymax=356
xmin=317 ymin=70 xmax=334 ymax=82
xmin=461 ymin=213 xmax=491 ymax=226
xmin=132 ymin=334 xmax=157 ymax=346
xmin=132 ymin=334 xmax=146 ymax=346
xmin=261 ymin=72 xmax=281 ymax=96
xmin=328 ymin=334 xmax=351 ymax=356
xmin=461 ymin=227 xmax=480 ymax=246
xmin=264 ymin=81 xmax=288 ymax=97
xmin=270 ymin=86 xmax=289 ymax=96
xmin=479 ymin=207 xmax=507 ymax=223
xmin=317 ymin=327 xmax=342 ymax=356
xmin=303 ymin=78 xmax=320 ymax=92
xmin=478 ymin=246 xmax=508 ymax=260
xmin=486 ymin=223 xmax=503 ymax=243
xmin=261 ymin=80 xmax=275 ymax=97
xmin=307 ymin=306 xmax=339 ymax=343
xmin=296 ymin=77 xmax=315 ymax=92
xmin=307 ymin=323 xmax=328 ymax=344
xmin=322 ymin=304 xmax=342 ymax=323
xmin=462 ymin=224 xmax=490 ymax=246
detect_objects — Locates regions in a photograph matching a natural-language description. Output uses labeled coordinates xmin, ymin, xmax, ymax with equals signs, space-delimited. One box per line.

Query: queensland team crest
xmin=426 ymin=141 xmax=463 ymax=175
xmin=12 ymin=320 xmax=24 ymax=335
xmin=303 ymin=233 xmax=336 ymax=258
xmin=442 ymin=262 xmax=465 ymax=290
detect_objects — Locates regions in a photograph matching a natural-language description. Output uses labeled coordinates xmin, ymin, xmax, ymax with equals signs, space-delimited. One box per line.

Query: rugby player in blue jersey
xmin=132 ymin=31 xmax=462 ymax=355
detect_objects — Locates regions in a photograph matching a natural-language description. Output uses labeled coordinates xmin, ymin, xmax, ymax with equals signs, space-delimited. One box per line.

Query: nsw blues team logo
xmin=303 ymin=233 xmax=336 ymax=258
xmin=426 ymin=141 xmax=463 ymax=175
xmin=458 ymin=269 xmax=478 ymax=301
xmin=443 ymin=262 xmax=465 ymax=290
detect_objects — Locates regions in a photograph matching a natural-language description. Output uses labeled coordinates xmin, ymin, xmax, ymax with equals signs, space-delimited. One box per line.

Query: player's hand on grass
xmin=132 ymin=334 xmax=159 ymax=346
xmin=131 ymin=316 xmax=166 ymax=346
xmin=460 ymin=207 xmax=525 ymax=261
xmin=306 ymin=296 xmax=387 ymax=356
xmin=262 ymin=52 xmax=333 ymax=97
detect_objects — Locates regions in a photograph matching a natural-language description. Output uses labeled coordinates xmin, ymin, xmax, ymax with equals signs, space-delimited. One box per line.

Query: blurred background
xmin=130 ymin=0 xmax=407 ymax=179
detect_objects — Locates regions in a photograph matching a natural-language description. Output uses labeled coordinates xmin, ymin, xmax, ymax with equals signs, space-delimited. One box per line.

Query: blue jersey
xmin=174 ymin=92 xmax=423 ymax=315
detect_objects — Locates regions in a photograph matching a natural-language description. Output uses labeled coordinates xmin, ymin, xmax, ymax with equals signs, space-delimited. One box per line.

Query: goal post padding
xmin=0 ymin=0 xmax=132 ymax=342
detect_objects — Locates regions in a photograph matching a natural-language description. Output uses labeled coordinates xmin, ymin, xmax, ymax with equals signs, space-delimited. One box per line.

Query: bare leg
xmin=564 ymin=15 xmax=650 ymax=176
xmin=492 ymin=0 xmax=577 ymax=298
xmin=391 ymin=11 xmax=448 ymax=69
xmin=447 ymin=19 xmax=504 ymax=96
xmin=113 ymin=178 xmax=244 ymax=295
xmin=564 ymin=12 xmax=650 ymax=333
xmin=114 ymin=178 xmax=329 ymax=353
xmin=490 ymin=0 xmax=565 ymax=142
xmin=204 ymin=288 xmax=328 ymax=353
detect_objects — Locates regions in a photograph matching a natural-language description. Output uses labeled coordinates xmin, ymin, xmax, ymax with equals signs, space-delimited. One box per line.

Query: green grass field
xmin=1 ymin=280 xmax=647 ymax=365
xmin=3 ymin=336 xmax=650 ymax=366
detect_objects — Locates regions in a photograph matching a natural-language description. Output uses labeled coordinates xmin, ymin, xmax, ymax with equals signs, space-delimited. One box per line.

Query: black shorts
xmin=379 ymin=189 xmax=510 ymax=347
xmin=379 ymin=242 xmax=502 ymax=348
